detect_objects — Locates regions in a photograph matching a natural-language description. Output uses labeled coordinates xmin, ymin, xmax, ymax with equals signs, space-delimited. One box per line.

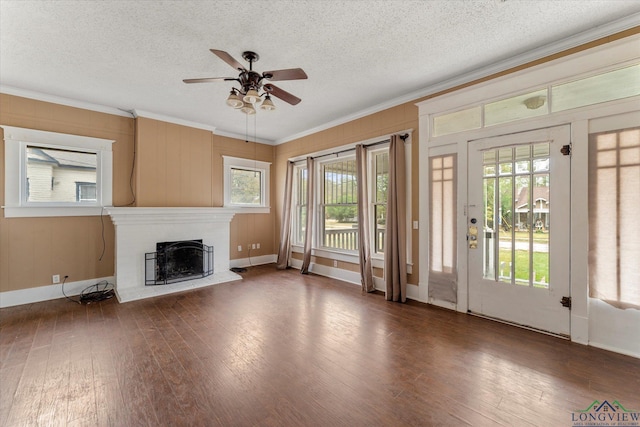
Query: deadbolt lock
xmin=468 ymin=225 xmax=478 ymax=249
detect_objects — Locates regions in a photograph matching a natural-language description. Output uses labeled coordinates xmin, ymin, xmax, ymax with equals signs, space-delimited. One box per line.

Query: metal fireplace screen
xmin=145 ymin=239 xmax=214 ymax=286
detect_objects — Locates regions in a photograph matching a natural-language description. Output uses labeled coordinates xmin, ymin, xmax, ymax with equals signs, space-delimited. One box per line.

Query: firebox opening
xmin=145 ymin=239 xmax=214 ymax=285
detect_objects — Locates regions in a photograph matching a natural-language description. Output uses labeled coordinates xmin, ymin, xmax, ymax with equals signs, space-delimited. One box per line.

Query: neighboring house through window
xmin=1 ymin=125 xmax=114 ymax=218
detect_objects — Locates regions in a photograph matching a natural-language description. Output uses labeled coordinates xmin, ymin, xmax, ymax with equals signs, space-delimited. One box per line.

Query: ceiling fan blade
xmin=183 ymin=77 xmax=236 ymax=84
xmin=263 ymin=68 xmax=308 ymax=81
xmin=210 ymin=49 xmax=245 ymax=71
xmin=264 ymin=83 xmax=301 ymax=105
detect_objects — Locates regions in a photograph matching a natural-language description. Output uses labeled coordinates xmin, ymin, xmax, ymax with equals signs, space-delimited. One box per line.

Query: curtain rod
xmin=304 ymin=133 xmax=409 ymax=162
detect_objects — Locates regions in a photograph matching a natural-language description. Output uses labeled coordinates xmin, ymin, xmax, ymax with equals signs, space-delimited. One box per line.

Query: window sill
xmin=224 ymin=206 xmax=270 ymax=214
xmin=2 ymin=205 xmax=107 ymax=218
xmin=291 ymin=245 xmax=413 ymax=273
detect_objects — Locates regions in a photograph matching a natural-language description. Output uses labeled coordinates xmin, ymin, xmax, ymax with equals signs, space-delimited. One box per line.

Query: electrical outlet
xmin=250 ymin=243 xmax=255 ymax=249
xmin=413 ymin=220 xmax=419 ymax=229
xmin=238 ymin=245 xmax=242 ymax=252
xmin=256 ymin=243 xmax=260 ymax=249
xmin=52 ymin=274 xmax=60 ymax=284
xmin=333 ymin=260 xmax=338 ymax=268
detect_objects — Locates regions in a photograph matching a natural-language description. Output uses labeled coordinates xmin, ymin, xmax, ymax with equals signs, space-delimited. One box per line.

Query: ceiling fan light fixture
xmin=243 ymin=89 xmax=261 ymax=104
xmin=226 ymin=90 xmax=244 ymax=109
xmin=260 ymin=95 xmax=276 ymax=111
xmin=241 ymin=102 xmax=256 ymax=115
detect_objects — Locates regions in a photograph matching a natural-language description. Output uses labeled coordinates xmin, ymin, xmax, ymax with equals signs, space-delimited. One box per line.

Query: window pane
xmin=485 ymin=89 xmax=548 ymax=126
xmin=323 ymin=206 xmax=358 ymax=250
xmin=26 ymin=146 xmax=97 ymax=203
xmin=295 ymin=167 xmax=308 ymax=245
xmin=230 ymin=168 xmax=262 ymax=205
xmin=552 ymin=64 xmax=640 ymax=112
xmin=297 ymin=205 xmax=307 ymax=244
xmin=375 ymin=152 xmax=388 ymax=203
xmin=322 ymin=159 xmax=358 ymax=251
xmin=483 ymin=145 xmax=549 ymax=287
xmin=430 ymin=155 xmax=456 ymax=274
xmin=375 ymin=204 xmax=386 ymax=254
xmin=433 ymin=106 xmax=481 ymax=137
xmin=498 ymin=176 xmax=513 ymax=283
xmin=589 ymin=126 xmax=640 ymax=309
xmin=76 ymin=182 xmax=97 ymax=202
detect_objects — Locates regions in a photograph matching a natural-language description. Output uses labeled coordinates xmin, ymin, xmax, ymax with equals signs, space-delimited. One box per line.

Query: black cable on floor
xmin=62 ymin=276 xmax=115 ymax=304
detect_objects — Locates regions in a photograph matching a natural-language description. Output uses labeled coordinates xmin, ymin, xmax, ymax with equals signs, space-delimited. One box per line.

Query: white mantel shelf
xmin=106 ymin=207 xmax=238 ymax=225
xmin=105 ymin=207 xmax=241 ymax=303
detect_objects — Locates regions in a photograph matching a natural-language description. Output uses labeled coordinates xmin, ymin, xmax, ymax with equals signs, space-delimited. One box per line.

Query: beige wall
xmin=134 ymin=119 xmax=275 ymax=261
xmin=0 ymin=96 xmax=276 ymax=294
xmin=275 ymin=103 xmax=420 ymax=283
xmin=0 ymin=94 xmax=133 ymax=292
xmin=133 ymin=119 xmax=277 ymax=259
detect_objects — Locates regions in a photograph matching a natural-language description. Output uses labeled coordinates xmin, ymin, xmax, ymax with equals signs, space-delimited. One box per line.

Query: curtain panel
xmin=301 ymin=157 xmax=315 ymax=274
xmin=276 ymin=161 xmax=294 ymax=270
xmin=356 ymin=145 xmax=375 ymax=293
xmin=384 ymin=135 xmax=407 ymax=302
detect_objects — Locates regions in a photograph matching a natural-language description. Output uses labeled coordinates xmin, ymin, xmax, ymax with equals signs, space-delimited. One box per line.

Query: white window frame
xmin=222 ymin=155 xmax=270 ymax=213
xmin=317 ymin=154 xmax=359 ymax=254
xmin=290 ymin=131 xmax=413 ymax=273
xmin=369 ymin=145 xmax=390 ymax=259
xmin=292 ymin=164 xmax=307 ymax=246
xmin=2 ymin=126 xmax=114 ymax=218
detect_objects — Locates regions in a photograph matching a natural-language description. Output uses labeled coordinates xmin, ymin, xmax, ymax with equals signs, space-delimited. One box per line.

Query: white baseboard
xmin=428 ymin=298 xmax=457 ymax=311
xmin=230 ymin=254 xmax=277 ymax=269
xmin=588 ymin=341 xmax=640 ymax=359
xmin=571 ymin=314 xmax=589 ymax=345
xmin=0 ymin=276 xmax=115 ymax=308
xmin=290 ymin=259 xmax=361 ymax=286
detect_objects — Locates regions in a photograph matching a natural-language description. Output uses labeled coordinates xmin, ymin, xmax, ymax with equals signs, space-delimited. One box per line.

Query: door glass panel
xmin=514 ymin=175 xmax=531 ymax=286
xmin=482 ymin=142 xmax=550 ymax=287
xmin=533 ymin=173 xmax=550 ymax=288
xmin=482 ymin=175 xmax=496 ymax=280
xmin=498 ymin=176 xmax=513 ymax=283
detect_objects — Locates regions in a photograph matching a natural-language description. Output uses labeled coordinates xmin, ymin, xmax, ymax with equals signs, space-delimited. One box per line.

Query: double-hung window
xmin=291 ymin=132 xmax=412 ymax=269
xmin=320 ymin=157 xmax=358 ymax=252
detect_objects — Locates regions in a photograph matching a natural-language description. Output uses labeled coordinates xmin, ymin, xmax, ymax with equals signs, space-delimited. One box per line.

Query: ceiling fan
xmin=183 ymin=49 xmax=308 ymax=114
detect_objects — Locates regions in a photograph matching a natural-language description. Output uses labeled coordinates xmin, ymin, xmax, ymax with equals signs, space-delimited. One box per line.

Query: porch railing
xmin=323 ymin=227 xmax=385 ymax=252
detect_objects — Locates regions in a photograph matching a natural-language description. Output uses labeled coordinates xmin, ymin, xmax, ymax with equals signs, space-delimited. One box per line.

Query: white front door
xmin=467 ymin=126 xmax=571 ymax=336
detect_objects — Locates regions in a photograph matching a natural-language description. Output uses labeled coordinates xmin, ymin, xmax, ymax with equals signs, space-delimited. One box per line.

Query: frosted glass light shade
xmin=243 ymin=89 xmax=261 ymax=104
xmin=226 ymin=91 xmax=244 ymax=109
xmin=260 ymin=95 xmax=276 ymax=111
xmin=241 ymin=102 xmax=256 ymax=115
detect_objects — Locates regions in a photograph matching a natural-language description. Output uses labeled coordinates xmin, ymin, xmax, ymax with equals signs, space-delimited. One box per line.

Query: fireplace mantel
xmin=105 ymin=207 xmax=241 ymax=302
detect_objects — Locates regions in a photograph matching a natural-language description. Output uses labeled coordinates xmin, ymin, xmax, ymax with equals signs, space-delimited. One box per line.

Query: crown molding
xmin=132 ymin=109 xmax=216 ymax=133
xmin=213 ymin=128 xmax=275 ymax=145
xmin=0 ymin=85 xmax=133 ymax=118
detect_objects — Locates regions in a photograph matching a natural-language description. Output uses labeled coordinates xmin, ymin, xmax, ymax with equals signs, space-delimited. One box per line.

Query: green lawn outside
xmin=499 ymin=249 xmax=549 ymax=288
xmin=499 ymin=230 xmax=549 ymax=243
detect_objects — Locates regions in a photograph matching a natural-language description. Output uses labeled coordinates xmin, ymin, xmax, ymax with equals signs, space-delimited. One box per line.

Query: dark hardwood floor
xmin=1 ymin=264 xmax=639 ymax=426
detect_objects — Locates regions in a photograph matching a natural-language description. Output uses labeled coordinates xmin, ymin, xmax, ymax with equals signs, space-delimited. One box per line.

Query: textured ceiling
xmin=1 ymin=1 xmax=639 ymax=144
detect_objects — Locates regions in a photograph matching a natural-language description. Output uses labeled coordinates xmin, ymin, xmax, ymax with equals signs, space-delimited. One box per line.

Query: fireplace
xmin=105 ymin=207 xmax=241 ymax=302
xmin=146 ymin=239 xmax=214 ymax=285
